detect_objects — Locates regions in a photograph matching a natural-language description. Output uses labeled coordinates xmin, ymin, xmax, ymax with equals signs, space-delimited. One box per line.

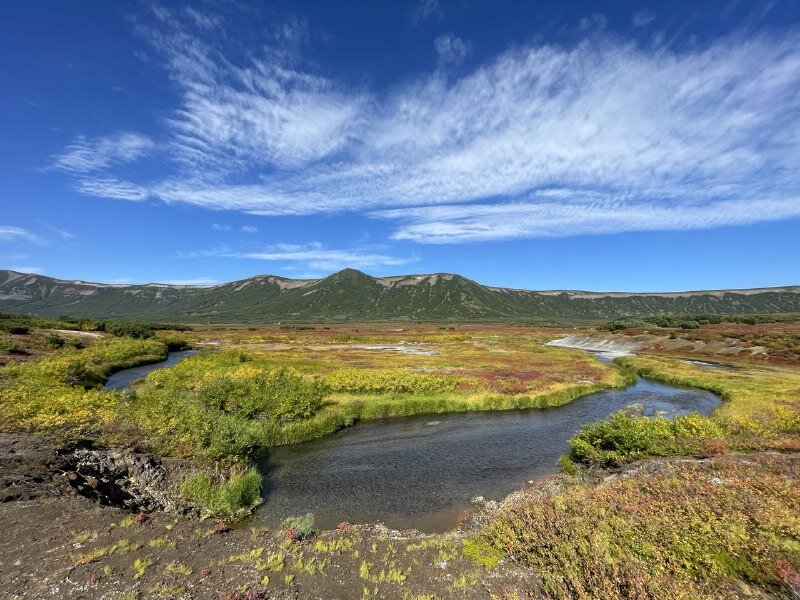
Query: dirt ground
xmin=0 ymin=431 xmax=535 ymax=599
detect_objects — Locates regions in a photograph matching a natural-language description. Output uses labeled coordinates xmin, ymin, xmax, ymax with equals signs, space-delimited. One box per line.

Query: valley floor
xmin=1 ymin=319 xmax=799 ymax=598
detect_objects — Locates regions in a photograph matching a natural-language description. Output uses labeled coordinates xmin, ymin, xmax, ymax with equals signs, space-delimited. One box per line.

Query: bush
xmin=102 ymin=321 xmax=155 ymax=339
xmin=0 ymin=339 xmax=22 ymax=353
xmin=281 ymin=513 xmax=314 ymax=540
xmin=462 ymin=538 xmax=504 ymax=570
xmin=44 ymin=333 xmax=66 ymax=349
xmin=0 ymin=336 xmax=169 ymax=434
xmin=604 ymin=313 xmax=800 ymax=331
xmin=195 ymin=367 xmax=326 ymax=422
xmin=126 ymin=354 xmax=330 ymax=459
xmin=2 ymin=324 xmax=29 ymax=335
xmin=180 ymin=468 xmax=262 ymax=518
xmin=568 ymin=412 xmax=728 ymax=466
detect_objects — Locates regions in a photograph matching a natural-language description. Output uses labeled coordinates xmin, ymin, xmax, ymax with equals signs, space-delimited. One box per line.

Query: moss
xmin=461 ymin=538 xmax=504 ymax=570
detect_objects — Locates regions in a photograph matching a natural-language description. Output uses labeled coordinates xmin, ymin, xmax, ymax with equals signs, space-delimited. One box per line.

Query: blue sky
xmin=1 ymin=0 xmax=799 ymax=291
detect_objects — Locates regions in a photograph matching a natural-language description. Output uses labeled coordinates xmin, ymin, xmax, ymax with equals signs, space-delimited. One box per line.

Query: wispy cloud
xmin=77 ymin=177 xmax=149 ymax=201
xmin=182 ymin=241 xmax=416 ymax=273
xmin=38 ymin=221 xmax=75 ymax=240
xmin=177 ymin=243 xmax=232 ymax=259
xmin=434 ymin=33 xmax=471 ymax=65
xmin=632 ymin=10 xmax=656 ymax=28
xmin=414 ymin=0 xmax=442 ymax=23
xmin=376 ymin=196 xmax=800 ymax=243
xmin=0 ymin=226 xmax=40 ymax=243
xmin=52 ymin=132 xmax=153 ymax=173
xmin=212 ymin=223 xmax=258 ymax=233
xmin=57 ymin=7 xmax=800 ymax=243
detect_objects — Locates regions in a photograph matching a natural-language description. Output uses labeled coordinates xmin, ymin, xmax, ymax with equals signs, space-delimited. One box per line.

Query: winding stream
xmin=104 ymin=349 xmax=197 ymax=390
xmin=104 ymin=346 xmax=720 ymax=533
xmin=256 ymin=376 xmax=719 ymax=532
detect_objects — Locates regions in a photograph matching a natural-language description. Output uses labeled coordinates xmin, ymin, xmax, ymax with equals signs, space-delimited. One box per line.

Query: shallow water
xmin=104 ymin=350 xmax=197 ymax=390
xmin=256 ymin=377 xmax=720 ymax=532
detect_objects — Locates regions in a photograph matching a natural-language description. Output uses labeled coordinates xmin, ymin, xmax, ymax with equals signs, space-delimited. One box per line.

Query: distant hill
xmin=1 ymin=269 xmax=799 ymax=324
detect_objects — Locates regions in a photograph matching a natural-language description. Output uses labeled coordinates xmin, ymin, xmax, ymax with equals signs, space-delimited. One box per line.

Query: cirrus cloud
xmin=61 ymin=6 xmax=800 ymax=244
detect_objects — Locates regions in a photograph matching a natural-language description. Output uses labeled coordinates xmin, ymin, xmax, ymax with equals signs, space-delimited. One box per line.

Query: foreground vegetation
xmin=476 ymin=454 xmax=800 ymax=598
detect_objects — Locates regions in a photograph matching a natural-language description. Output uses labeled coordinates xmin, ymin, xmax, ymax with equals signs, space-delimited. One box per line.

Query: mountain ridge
xmin=1 ymin=269 xmax=799 ymax=324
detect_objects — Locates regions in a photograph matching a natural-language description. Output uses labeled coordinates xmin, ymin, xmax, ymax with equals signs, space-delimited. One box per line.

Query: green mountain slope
xmin=1 ymin=269 xmax=799 ymax=323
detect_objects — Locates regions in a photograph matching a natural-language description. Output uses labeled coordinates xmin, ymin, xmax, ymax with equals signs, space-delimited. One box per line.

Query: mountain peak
xmin=322 ymin=268 xmax=375 ymax=283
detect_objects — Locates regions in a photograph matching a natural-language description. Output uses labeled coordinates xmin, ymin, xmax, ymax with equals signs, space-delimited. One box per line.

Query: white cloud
xmin=632 ymin=10 xmax=656 ymax=27
xmin=38 ymin=222 xmax=75 ymax=240
xmin=415 ymin=0 xmax=442 ymax=22
xmin=212 ymin=223 xmax=258 ymax=233
xmin=0 ymin=226 xmax=39 ymax=243
xmin=176 ymin=244 xmax=232 ymax=259
xmin=52 ymin=132 xmax=153 ymax=173
xmin=77 ymin=177 xmax=150 ymax=201
xmin=434 ymin=33 xmax=471 ymax=65
xmin=57 ymin=7 xmax=800 ymax=243
xmin=182 ymin=241 xmax=416 ymax=272
xmin=579 ymin=14 xmax=607 ymax=31
xmin=376 ymin=196 xmax=800 ymax=243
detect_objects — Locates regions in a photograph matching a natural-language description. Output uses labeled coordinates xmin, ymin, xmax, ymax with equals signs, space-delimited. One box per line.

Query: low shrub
xmin=569 ymin=411 xmax=732 ymax=466
xmin=462 ymin=538 xmax=504 ymax=570
xmin=180 ymin=468 xmax=262 ymax=518
xmin=323 ymin=368 xmax=457 ymax=394
xmin=44 ymin=333 xmax=66 ymax=349
xmin=0 ymin=339 xmax=22 ymax=353
xmin=281 ymin=513 xmax=314 ymax=541
xmin=102 ymin=321 xmax=155 ymax=339
xmin=483 ymin=455 xmax=800 ymax=598
xmin=195 ymin=367 xmax=326 ymax=422
xmin=0 ymin=336 xmax=168 ymax=434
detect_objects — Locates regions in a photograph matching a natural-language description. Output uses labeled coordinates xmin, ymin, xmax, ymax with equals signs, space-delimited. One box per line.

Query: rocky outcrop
xmin=63 ymin=447 xmax=192 ymax=514
xmin=0 ymin=432 xmax=192 ymax=514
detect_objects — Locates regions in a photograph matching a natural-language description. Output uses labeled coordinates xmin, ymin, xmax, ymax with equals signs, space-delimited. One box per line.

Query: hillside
xmin=1 ymin=269 xmax=799 ymax=323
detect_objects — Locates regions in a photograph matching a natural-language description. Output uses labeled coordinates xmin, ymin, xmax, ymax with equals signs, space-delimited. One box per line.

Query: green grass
xmin=180 ymin=468 xmax=262 ymax=517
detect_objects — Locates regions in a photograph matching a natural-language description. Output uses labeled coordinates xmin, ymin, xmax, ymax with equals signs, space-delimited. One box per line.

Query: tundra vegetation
xmin=0 ymin=317 xmax=798 ymax=597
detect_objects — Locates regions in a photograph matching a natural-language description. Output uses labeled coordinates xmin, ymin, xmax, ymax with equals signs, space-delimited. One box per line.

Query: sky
xmin=1 ymin=0 xmax=799 ymax=292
